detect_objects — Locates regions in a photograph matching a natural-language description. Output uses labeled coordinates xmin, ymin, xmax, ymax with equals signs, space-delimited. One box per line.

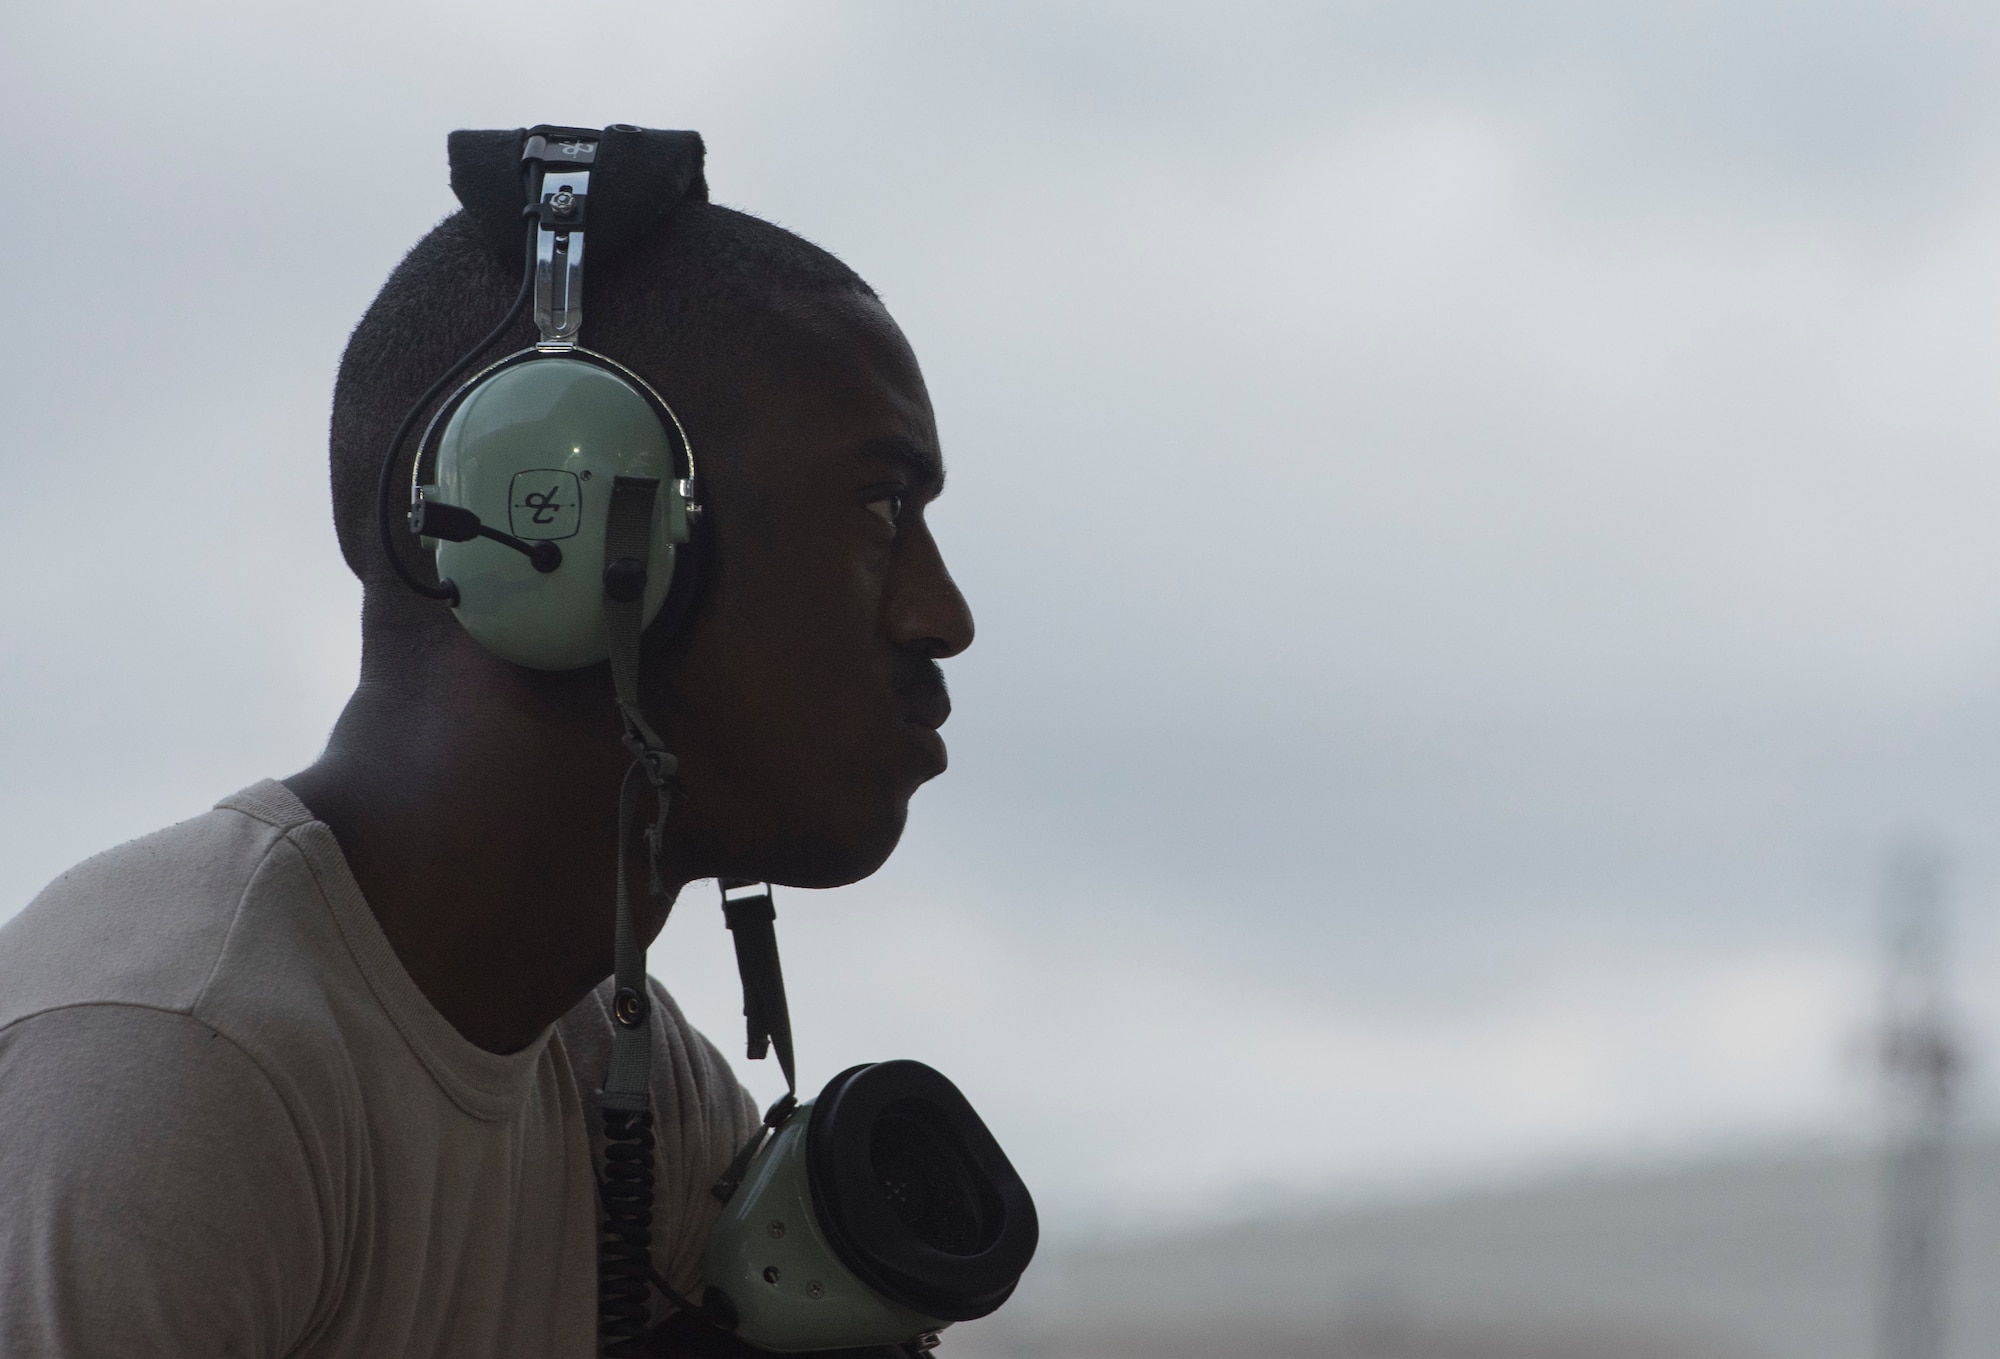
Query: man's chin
xmin=762 ymin=799 xmax=913 ymax=891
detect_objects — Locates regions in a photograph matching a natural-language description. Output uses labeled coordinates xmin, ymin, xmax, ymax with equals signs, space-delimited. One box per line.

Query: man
xmin=0 ymin=129 xmax=974 ymax=1356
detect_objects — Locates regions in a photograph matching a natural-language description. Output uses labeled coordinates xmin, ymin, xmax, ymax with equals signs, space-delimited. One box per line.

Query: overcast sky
xmin=7 ymin=0 xmax=2000 ymax=1234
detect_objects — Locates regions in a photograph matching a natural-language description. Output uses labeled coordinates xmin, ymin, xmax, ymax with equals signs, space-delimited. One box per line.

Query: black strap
xmin=719 ymin=880 xmax=795 ymax=1094
xmin=711 ymin=879 xmax=800 ymax=1203
xmin=598 ymin=477 xmax=670 ymax=1114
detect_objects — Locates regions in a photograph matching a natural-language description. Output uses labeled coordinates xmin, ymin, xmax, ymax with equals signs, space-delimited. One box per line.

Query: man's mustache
xmin=893 ymin=654 xmax=951 ymax=729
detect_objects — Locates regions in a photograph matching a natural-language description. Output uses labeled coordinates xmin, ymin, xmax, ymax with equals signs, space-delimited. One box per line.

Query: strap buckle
xmin=712 ymin=1091 xmax=800 ymax=1203
xmin=620 ymin=729 xmax=676 ymax=786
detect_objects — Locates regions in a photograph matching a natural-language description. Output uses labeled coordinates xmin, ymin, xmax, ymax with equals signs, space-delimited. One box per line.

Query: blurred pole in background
xmin=1877 ymin=845 xmax=1962 ymax=1359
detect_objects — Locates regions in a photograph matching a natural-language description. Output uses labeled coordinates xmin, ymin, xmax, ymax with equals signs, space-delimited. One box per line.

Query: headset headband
xmin=447 ymin=124 xmax=709 ymax=272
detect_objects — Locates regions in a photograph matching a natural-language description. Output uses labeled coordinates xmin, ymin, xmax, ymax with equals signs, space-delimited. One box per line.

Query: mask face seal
xmin=704 ymin=1061 xmax=1039 ymax=1352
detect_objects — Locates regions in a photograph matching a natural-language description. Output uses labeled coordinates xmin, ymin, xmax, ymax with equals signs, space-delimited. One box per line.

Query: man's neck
xmin=285 ymin=680 xmax=682 ymax=1054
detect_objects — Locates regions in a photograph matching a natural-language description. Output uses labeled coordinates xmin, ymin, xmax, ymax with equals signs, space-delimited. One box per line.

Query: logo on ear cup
xmin=509 ymin=470 xmax=582 ymax=540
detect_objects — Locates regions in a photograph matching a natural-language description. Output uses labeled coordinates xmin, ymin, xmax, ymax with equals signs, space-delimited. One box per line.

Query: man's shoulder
xmin=0 ymin=780 xmax=312 ymax=1033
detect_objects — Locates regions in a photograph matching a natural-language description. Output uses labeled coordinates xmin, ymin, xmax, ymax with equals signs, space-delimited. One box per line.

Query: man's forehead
xmin=749 ymin=292 xmax=942 ymax=480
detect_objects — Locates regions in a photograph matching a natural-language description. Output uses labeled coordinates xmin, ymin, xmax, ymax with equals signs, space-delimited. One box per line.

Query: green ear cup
xmin=430 ymin=356 xmax=690 ymax=670
xmin=706 ymin=1104 xmax=948 ymax=1352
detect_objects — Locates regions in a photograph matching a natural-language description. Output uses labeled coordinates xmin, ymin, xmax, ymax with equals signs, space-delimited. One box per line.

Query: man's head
xmin=328 ymin=201 xmax=973 ymax=890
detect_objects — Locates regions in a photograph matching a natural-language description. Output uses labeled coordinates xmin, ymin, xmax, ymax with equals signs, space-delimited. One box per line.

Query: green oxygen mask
xmin=703 ymin=1059 xmax=1039 ymax=1352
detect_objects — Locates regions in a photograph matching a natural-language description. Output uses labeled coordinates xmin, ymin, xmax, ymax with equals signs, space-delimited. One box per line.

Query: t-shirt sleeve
xmin=0 ymin=1005 xmax=324 ymax=1359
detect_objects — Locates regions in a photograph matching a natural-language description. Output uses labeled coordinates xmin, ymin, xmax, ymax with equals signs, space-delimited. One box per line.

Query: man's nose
xmin=888 ymin=521 xmax=974 ymax=659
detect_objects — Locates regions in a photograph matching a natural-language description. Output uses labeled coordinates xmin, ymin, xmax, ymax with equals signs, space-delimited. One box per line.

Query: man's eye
xmin=865 ymin=494 xmax=904 ymax=528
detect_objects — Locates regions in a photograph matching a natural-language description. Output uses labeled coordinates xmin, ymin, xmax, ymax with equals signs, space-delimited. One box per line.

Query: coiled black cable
xmin=597 ymin=1106 xmax=659 ymax=1356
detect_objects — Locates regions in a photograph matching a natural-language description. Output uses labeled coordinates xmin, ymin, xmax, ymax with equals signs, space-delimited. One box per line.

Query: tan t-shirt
xmin=0 ymin=780 xmax=758 ymax=1358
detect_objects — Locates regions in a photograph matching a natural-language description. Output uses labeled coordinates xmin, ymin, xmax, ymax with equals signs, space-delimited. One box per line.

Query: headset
xmin=376 ymin=126 xmax=1037 ymax=1356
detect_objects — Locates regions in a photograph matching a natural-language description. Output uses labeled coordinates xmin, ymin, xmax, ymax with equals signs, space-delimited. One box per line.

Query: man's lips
xmin=907 ymin=721 xmax=948 ymax=777
xmin=894 ymin=658 xmax=952 ymax=731
xmin=900 ymin=685 xmax=951 ymax=731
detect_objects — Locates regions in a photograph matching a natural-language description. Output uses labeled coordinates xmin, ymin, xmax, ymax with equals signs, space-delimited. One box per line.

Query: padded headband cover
xmin=446 ymin=125 xmax=708 ymax=269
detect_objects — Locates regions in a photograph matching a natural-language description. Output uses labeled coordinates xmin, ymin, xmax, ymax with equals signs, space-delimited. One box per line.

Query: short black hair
xmin=329 ymin=202 xmax=877 ymax=594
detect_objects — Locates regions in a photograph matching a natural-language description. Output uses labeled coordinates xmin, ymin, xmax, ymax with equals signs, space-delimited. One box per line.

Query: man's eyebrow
xmin=853 ymin=436 xmax=945 ymax=496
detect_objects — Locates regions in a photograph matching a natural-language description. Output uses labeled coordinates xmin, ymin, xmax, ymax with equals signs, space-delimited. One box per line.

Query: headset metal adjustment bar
xmin=527 ymin=133 xmax=596 ymax=350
